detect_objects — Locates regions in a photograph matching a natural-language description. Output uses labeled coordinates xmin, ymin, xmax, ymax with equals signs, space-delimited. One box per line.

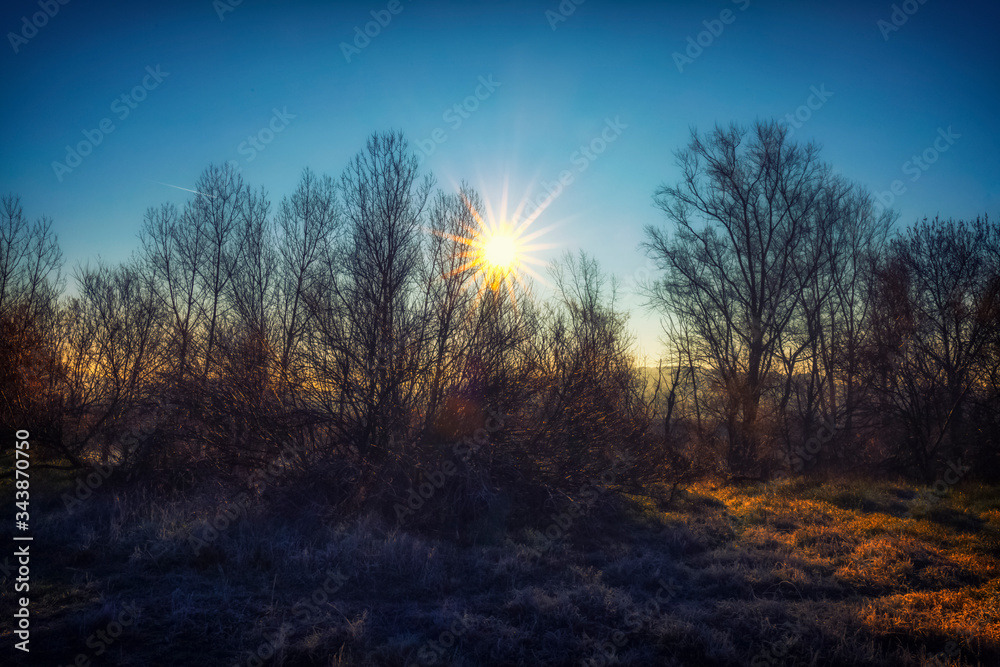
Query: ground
xmin=2 ymin=473 xmax=998 ymax=666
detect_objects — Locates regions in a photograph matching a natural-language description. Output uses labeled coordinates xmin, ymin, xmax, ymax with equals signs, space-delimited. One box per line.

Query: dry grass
xmin=1 ymin=472 xmax=998 ymax=665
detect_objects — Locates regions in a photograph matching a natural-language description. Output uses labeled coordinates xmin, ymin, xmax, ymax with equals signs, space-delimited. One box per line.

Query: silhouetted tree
xmin=0 ymin=194 xmax=64 ymax=455
xmin=866 ymin=216 xmax=1000 ymax=476
xmin=60 ymin=261 xmax=164 ymax=468
xmin=644 ymin=120 xmax=832 ymax=476
xmin=274 ymin=168 xmax=343 ymax=405
xmin=305 ymin=131 xmax=432 ymax=465
xmin=526 ymin=251 xmax=645 ymax=491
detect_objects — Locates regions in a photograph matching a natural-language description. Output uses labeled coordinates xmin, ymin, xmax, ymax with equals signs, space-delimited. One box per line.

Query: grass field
xmin=3 ymin=473 xmax=999 ymax=666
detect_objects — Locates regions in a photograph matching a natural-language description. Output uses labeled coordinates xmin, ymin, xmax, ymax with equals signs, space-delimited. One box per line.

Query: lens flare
xmin=483 ymin=233 xmax=517 ymax=271
xmin=467 ymin=223 xmax=523 ymax=294
xmin=431 ymin=175 xmax=561 ymax=307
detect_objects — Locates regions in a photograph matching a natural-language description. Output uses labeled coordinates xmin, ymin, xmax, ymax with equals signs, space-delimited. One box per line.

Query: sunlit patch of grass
xmin=860 ymin=582 xmax=1000 ymax=655
xmin=835 ymin=535 xmax=917 ymax=591
xmin=942 ymin=549 xmax=1000 ymax=580
xmin=643 ymin=478 xmax=999 ymax=663
xmin=792 ymin=524 xmax=857 ymax=564
xmin=620 ymin=492 xmax=661 ymax=517
xmin=741 ymin=524 xmax=798 ymax=551
xmin=900 ymin=518 xmax=954 ymax=544
xmin=981 ymin=508 xmax=1000 ymax=527
xmin=765 ymin=476 xmax=818 ymax=499
xmin=843 ymin=511 xmax=910 ymax=537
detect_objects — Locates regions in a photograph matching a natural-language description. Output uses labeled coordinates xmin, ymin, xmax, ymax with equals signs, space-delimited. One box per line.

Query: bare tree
xmin=525 ymin=251 xmax=644 ymax=491
xmin=643 ymin=120 xmax=833 ymax=476
xmin=188 ymin=164 xmax=245 ymax=384
xmin=138 ymin=167 xmax=249 ymax=465
xmin=59 ymin=260 xmax=164 ymax=468
xmin=203 ymin=184 xmax=282 ymax=466
xmin=139 ymin=201 xmax=205 ymax=392
xmin=274 ymin=168 xmax=343 ymax=405
xmin=866 ymin=216 xmax=1000 ymax=476
xmin=0 ymin=194 xmax=64 ymax=443
xmin=414 ymin=185 xmax=483 ymax=442
xmin=305 ymin=131 xmax=432 ymax=464
xmin=224 ymin=184 xmax=276 ymax=395
xmin=775 ymin=178 xmax=894 ymax=472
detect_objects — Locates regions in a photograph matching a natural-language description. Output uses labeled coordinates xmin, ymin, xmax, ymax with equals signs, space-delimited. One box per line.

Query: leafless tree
xmin=305 ymin=131 xmax=432 ymax=464
xmin=59 ymin=260 xmax=164 ymax=468
xmin=774 ymin=178 xmax=894 ymax=472
xmin=139 ymin=201 xmax=203 ymax=391
xmin=866 ymin=216 xmax=1000 ymax=476
xmin=274 ymin=168 xmax=343 ymax=405
xmin=188 ymin=164 xmax=245 ymax=384
xmin=525 ymin=251 xmax=645 ymax=491
xmin=0 ymin=194 xmax=64 ymax=445
xmin=643 ymin=120 xmax=834 ymax=476
xmin=202 ymin=184 xmax=282 ymax=467
xmin=414 ymin=185 xmax=483 ymax=442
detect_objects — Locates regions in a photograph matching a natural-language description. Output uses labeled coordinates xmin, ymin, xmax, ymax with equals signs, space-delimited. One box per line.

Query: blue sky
xmin=2 ymin=0 xmax=998 ymax=356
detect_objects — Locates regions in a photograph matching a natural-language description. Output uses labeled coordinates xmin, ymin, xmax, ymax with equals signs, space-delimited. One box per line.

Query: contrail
xmin=147 ymin=180 xmax=215 ymax=199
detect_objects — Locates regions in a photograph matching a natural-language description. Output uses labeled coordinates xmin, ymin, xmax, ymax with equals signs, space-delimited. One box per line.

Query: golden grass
xmin=860 ymin=584 xmax=1000 ymax=651
xmin=688 ymin=477 xmax=1000 ymax=661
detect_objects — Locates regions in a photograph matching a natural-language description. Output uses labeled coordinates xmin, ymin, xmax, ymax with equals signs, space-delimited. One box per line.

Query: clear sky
xmin=2 ymin=0 xmax=998 ymax=357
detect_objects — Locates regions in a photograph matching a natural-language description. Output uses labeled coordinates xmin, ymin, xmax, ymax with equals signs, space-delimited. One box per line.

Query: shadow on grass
xmin=4 ymin=470 xmax=999 ymax=666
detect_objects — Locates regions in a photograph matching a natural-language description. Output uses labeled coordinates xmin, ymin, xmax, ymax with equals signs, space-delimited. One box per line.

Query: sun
xmin=468 ymin=225 xmax=522 ymax=294
xmin=435 ymin=215 xmax=540 ymax=305
xmin=483 ymin=233 xmax=517 ymax=271
xmin=430 ymin=176 xmax=561 ymax=307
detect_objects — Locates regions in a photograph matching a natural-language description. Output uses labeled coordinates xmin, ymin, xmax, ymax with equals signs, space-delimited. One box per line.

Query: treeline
xmin=1 ymin=124 xmax=997 ymax=528
xmin=1 ymin=131 xmax=659 ymax=530
xmin=643 ymin=120 xmax=999 ymax=483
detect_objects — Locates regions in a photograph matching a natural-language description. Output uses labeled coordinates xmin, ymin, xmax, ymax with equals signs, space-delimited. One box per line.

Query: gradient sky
xmin=2 ymin=0 xmax=998 ymax=357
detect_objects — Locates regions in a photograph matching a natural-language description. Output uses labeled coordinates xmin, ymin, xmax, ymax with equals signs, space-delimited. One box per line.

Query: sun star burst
xmin=430 ymin=176 xmax=561 ymax=309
